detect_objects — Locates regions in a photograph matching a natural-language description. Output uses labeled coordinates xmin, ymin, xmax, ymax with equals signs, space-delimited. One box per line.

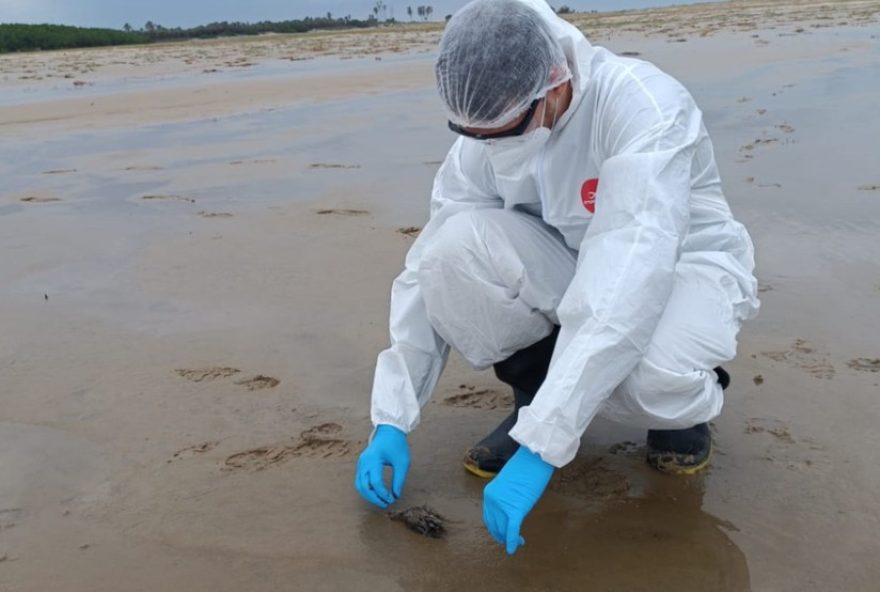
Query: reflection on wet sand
xmin=530 ymin=476 xmax=750 ymax=591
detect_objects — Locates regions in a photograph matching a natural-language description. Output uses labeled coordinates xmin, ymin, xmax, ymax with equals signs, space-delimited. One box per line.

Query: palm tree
xmin=426 ymin=5 xmax=433 ymax=20
xmin=407 ymin=6 xmax=413 ymax=21
xmin=123 ymin=23 xmax=132 ymax=32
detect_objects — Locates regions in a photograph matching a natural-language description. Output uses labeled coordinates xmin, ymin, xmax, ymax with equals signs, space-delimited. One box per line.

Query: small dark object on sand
xmin=388 ymin=505 xmax=446 ymax=538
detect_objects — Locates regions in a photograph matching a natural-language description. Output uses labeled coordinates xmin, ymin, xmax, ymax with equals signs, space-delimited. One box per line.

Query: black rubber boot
xmin=715 ymin=366 xmax=730 ymax=390
xmin=463 ymin=327 xmax=559 ymax=479
xmin=463 ymin=388 xmax=535 ymax=478
xmin=645 ymin=366 xmax=729 ymax=475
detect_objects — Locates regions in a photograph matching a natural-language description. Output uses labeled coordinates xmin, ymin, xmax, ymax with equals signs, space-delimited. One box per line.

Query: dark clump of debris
xmin=388 ymin=505 xmax=446 ymax=539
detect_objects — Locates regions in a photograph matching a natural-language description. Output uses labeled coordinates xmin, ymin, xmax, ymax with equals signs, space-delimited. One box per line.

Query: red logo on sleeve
xmin=580 ymin=178 xmax=599 ymax=213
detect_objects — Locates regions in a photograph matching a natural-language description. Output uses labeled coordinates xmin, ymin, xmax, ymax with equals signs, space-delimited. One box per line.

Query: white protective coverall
xmin=370 ymin=0 xmax=760 ymax=468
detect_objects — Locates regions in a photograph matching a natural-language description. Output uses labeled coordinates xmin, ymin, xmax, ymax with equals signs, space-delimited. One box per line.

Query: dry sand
xmin=1 ymin=1 xmax=879 ymax=590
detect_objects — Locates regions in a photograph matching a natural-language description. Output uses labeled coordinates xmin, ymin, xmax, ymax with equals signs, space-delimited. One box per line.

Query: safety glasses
xmin=447 ymin=98 xmax=541 ymax=141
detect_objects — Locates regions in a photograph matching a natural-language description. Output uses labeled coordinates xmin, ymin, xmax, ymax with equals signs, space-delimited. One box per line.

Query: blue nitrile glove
xmin=354 ymin=425 xmax=410 ymax=509
xmin=483 ymin=446 xmax=555 ymax=555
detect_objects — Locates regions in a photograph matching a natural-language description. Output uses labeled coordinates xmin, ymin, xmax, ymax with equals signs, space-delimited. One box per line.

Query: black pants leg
xmin=492 ymin=325 xmax=560 ymax=397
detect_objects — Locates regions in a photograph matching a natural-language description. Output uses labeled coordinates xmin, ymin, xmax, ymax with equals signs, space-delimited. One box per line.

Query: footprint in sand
xmin=761 ymin=338 xmax=835 ymax=379
xmin=197 ymin=211 xmax=234 ymax=218
xmin=737 ymin=144 xmax=755 ymax=162
xmin=397 ymin=226 xmax=421 ymax=237
xmin=745 ymin=417 xmax=826 ymax=471
xmin=857 ymin=185 xmax=880 ymax=192
xmin=441 ymin=385 xmax=513 ymax=410
xmin=608 ymin=441 xmax=640 ymax=456
xmin=223 ymin=445 xmax=292 ymax=471
xmin=847 ymin=358 xmax=880 ymax=373
xmin=754 ymin=138 xmax=780 ymax=149
xmin=234 ymin=375 xmax=280 ymax=391
xmin=0 ymin=508 xmax=23 ymax=532
xmin=294 ymin=423 xmax=351 ymax=459
xmin=308 ymin=163 xmax=361 ymax=170
xmin=42 ymin=168 xmax=77 ymax=175
xmin=549 ymin=456 xmax=630 ymax=500
xmin=745 ymin=417 xmax=796 ymax=444
xmin=175 ymin=367 xmax=241 ymax=382
xmin=170 ymin=441 xmax=219 ymax=461
xmin=316 ymin=208 xmax=370 ymax=216
xmin=20 ymin=195 xmax=61 ymax=203
xmin=222 ymin=422 xmax=351 ymax=471
xmin=739 ymin=138 xmax=779 ymax=155
xmin=175 ymin=368 xmax=279 ymax=390
xmin=228 ymin=159 xmax=277 ymax=165
xmin=142 ymin=194 xmax=196 ymax=204
xmin=124 ymin=165 xmax=163 ymax=171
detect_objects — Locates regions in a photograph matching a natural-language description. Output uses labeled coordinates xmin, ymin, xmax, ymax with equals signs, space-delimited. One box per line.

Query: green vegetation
xmin=0 ymin=24 xmax=147 ymax=53
xmin=0 ymin=13 xmax=391 ymax=54
xmin=138 ymin=15 xmax=379 ymax=42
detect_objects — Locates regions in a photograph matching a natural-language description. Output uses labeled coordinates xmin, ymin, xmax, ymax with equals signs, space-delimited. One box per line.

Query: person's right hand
xmin=354 ymin=424 xmax=410 ymax=509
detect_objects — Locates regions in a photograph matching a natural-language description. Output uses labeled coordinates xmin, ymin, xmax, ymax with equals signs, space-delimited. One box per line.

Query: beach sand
xmin=1 ymin=1 xmax=879 ymax=590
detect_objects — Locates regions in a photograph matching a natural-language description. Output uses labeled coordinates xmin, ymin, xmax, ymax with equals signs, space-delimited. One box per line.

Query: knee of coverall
xmin=416 ymin=209 xmax=501 ymax=368
xmin=417 ymin=209 xmax=492 ymax=275
xmin=417 ymin=208 xmax=560 ymax=370
xmin=602 ymin=358 xmax=725 ymax=430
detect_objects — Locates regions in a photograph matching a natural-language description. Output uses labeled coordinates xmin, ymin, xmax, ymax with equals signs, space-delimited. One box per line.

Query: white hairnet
xmin=435 ymin=0 xmax=572 ymax=129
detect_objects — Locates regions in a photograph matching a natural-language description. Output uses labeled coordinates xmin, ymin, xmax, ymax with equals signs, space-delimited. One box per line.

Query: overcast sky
xmin=0 ymin=0 xmax=722 ymax=29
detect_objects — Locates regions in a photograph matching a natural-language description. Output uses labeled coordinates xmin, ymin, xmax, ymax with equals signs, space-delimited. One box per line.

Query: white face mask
xmin=485 ymin=126 xmax=551 ymax=186
xmin=484 ymin=97 xmax=555 ymax=184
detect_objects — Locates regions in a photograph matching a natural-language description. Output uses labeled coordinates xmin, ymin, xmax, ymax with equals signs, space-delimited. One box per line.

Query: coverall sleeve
xmin=509 ymin=64 xmax=703 ymax=467
xmin=371 ymin=138 xmax=502 ymax=432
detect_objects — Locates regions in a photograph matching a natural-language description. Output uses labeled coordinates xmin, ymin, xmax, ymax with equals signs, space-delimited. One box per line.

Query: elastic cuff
xmin=511 ymin=446 xmax=556 ymax=474
xmin=508 ymin=407 xmax=580 ymax=468
xmin=369 ymin=420 xmax=410 ymax=443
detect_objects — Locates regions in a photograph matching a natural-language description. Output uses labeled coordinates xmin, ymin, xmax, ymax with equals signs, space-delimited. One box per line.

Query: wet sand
xmin=1 ymin=1 xmax=880 ymax=590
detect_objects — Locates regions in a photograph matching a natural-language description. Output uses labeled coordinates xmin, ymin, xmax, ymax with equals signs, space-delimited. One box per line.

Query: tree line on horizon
xmin=126 ymin=14 xmax=380 ymax=42
xmin=0 ymin=23 xmax=147 ymax=53
xmin=0 ymin=14 xmax=381 ymax=54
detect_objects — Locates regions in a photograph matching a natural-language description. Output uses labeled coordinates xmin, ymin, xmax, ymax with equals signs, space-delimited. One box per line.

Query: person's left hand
xmin=482 ymin=446 xmax=554 ymax=555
